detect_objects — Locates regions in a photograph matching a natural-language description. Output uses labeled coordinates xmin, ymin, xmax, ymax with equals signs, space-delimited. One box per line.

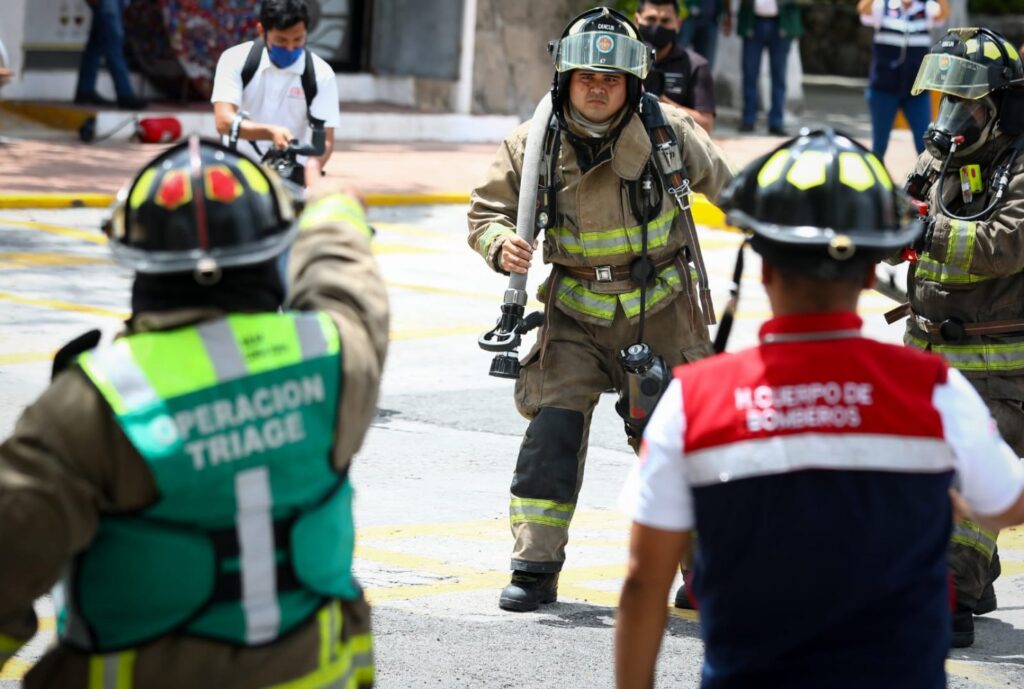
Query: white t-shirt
xmin=211 ymin=41 xmax=341 ymax=155
xmin=624 ymin=368 xmax=1024 ymax=532
xmin=754 ymin=0 xmax=779 ymax=18
xmin=861 ymin=0 xmax=944 ymax=29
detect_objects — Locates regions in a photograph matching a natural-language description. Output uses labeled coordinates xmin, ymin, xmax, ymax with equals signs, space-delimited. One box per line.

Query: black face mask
xmin=638 ymin=23 xmax=677 ymax=51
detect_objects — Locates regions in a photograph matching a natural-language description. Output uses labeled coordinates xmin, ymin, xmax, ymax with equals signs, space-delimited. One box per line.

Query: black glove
xmin=912 ymin=216 xmax=936 ymax=255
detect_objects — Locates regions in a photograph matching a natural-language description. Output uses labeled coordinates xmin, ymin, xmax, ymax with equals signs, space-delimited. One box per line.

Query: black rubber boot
xmin=673 ymin=581 xmax=695 ymax=610
xmin=975 ymin=552 xmax=1000 ymax=616
xmin=952 ymin=605 xmax=975 ymax=648
xmin=499 ymin=572 xmax=559 ymax=612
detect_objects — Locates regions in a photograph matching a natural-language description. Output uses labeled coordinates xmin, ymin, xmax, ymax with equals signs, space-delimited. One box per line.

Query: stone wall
xmin=800 ymin=2 xmax=872 ymax=77
xmin=797 ymin=0 xmax=996 ymax=79
xmin=472 ymin=0 xmax=591 ymax=119
xmin=973 ymin=15 xmax=1024 ymax=48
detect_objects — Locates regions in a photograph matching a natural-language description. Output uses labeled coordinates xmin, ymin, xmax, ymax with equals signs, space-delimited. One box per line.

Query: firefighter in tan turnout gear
xmin=0 ymin=137 xmax=387 ymax=688
xmin=468 ymin=6 xmax=732 ymax=612
xmin=895 ymin=28 xmax=1024 ymax=648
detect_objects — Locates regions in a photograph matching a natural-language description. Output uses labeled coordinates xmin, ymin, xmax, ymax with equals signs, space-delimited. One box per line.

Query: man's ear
xmin=761 ymin=260 xmax=775 ymax=286
xmin=256 ymin=22 xmax=266 ymax=40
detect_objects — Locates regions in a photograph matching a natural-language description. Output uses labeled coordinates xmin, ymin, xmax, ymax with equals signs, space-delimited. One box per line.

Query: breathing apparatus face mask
xmin=924 ymin=95 xmax=996 ymax=160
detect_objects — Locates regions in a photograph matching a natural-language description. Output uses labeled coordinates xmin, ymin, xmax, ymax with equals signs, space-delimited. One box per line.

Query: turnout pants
xmin=951 ymin=375 xmax=1024 ymax=608
xmin=508 ymin=295 xmax=711 ymax=573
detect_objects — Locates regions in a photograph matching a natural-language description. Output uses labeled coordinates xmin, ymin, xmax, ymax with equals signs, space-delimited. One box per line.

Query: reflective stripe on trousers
xmin=510 ymin=497 xmax=575 ymax=528
xmin=82 ymin=603 xmax=373 ymax=689
xmin=265 ymin=601 xmax=375 ymax=689
xmin=906 ymin=333 xmax=1024 ymax=374
xmin=88 ymin=651 xmax=136 ymax=689
xmin=952 ymin=519 xmax=998 ymax=561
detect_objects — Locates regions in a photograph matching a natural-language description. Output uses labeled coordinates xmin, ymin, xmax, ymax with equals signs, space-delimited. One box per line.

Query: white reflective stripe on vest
xmin=198 ymin=319 xmax=248 ymax=380
xmin=878 ymin=15 xmax=929 ymax=34
xmin=92 ymin=341 xmax=159 ymax=410
xmin=873 ymin=31 xmax=933 ymax=48
xmin=684 ymin=433 xmax=954 ymax=488
xmin=236 ymin=466 xmax=281 ymax=643
xmin=296 ymin=313 xmax=332 ymax=359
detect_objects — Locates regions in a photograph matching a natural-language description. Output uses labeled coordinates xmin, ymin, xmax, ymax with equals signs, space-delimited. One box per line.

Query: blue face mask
xmin=268 ymin=45 xmax=303 ymax=68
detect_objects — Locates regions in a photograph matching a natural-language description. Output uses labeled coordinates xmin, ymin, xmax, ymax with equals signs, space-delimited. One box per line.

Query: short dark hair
xmin=638 ymin=0 xmax=680 ymax=12
xmin=259 ymin=0 xmax=310 ymax=32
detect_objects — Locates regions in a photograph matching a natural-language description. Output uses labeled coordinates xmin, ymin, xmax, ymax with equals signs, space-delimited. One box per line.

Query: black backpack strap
xmin=52 ymin=329 xmax=102 ymax=380
xmin=302 ymin=48 xmax=324 ymax=128
xmin=638 ymin=92 xmax=690 ymax=182
xmin=240 ymin=38 xmax=264 ymax=91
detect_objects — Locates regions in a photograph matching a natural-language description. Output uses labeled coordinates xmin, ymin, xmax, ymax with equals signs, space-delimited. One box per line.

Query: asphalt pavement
xmin=1 ymin=205 xmax=1021 ymax=688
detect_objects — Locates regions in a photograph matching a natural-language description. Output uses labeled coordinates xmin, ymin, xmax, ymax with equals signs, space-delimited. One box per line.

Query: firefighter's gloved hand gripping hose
xmin=478 ymin=93 xmax=552 ymax=378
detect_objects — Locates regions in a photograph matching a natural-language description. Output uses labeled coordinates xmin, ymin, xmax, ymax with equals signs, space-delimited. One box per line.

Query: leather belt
xmin=560 ymin=254 xmax=680 ymax=283
xmin=910 ymin=313 xmax=1024 ymax=343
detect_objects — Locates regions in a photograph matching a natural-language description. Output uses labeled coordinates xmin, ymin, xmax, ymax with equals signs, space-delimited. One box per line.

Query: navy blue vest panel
xmin=691 ymin=469 xmax=953 ymax=689
xmin=869 ymin=4 xmax=931 ymax=93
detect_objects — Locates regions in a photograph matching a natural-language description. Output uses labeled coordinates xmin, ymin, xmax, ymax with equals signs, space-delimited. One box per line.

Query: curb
xmin=0 ymin=192 xmax=731 ymax=229
xmin=0 ymin=193 xmax=115 ymax=209
xmin=0 ymin=100 xmax=94 ymax=131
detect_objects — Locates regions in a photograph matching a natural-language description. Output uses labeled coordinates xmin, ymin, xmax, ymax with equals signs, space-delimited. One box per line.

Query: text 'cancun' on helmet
xmin=104 ymin=136 xmax=299 ymax=276
xmin=719 ymin=128 xmax=922 ymax=279
xmin=548 ymin=7 xmax=651 ymax=116
xmin=551 ymin=7 xmax=650 ymax=80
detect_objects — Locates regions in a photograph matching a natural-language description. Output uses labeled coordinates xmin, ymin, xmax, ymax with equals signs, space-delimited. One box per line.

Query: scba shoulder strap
xmin=538 ymin=93 xmax=696 ymax=226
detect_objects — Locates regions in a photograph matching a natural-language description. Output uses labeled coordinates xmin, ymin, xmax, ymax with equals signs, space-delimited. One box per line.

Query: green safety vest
xmin=59 ymin=311 xmax=359 ymax=652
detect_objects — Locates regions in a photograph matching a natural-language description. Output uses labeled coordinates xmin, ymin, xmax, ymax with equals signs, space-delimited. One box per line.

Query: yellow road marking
xmin=0 ymin=657 xmax=30 ymax=680
xmin=386 ymin=280 xmax=546 ymax=310
xmin=0 ymin=218 xmax=106 ymax=244
xmin=372 ymin=243 xmax=437 ymax=255
xmin=997 ymin=526 xmax=1024 ymax=549
xmin=0 ymin=252 xmax=109 ymax=270
xmin=1002 ymin=561 xmax=1024 ymax=577
xmin=361 ymin=517 xmax=508 ymax=541
xmin=389 ymin=324 xmax=487 ymax=341
xmin=0 ymin=291 xmax=127 ymax=319
xmin=946 ymin=659 xmax=1017 ymax=687
xmin=373 ymin=222 xmax=447 ymax=239
xmin=0 ymin=351 xmax=54 ymax=366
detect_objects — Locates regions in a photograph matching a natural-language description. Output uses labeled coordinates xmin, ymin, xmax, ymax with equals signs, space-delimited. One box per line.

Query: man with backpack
xmin=212 ymin=0 xmax=340 ymax=186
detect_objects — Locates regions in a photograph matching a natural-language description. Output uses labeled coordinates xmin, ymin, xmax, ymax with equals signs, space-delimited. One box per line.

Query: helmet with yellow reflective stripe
xmin=913 ymin=28 xmax=1024 ymax=141
xmin=913 ymin=28 xmax=1023 ymax=101
xmin=104 ymin=136 xmax=299 ymax=277
xmin=719 ymin=128 xmax=922 ymax=279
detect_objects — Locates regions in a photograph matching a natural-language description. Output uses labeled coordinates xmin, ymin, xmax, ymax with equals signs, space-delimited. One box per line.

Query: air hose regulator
xmin=616 ymin=164 xmax=671 ymax=441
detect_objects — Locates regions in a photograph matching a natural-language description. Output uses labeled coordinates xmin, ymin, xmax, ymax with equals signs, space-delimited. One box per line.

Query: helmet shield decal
xmin=912 ymin=53 xmax=995 ymax=99
xmin=104 ymin=138 xmax=300 ymax=275
xmin=554 ymin=31 xmax=650 ymax=79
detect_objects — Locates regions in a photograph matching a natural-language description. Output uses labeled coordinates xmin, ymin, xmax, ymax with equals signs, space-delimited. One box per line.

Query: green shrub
xmin=969 ymin=0 xmax=1024 ymax=13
